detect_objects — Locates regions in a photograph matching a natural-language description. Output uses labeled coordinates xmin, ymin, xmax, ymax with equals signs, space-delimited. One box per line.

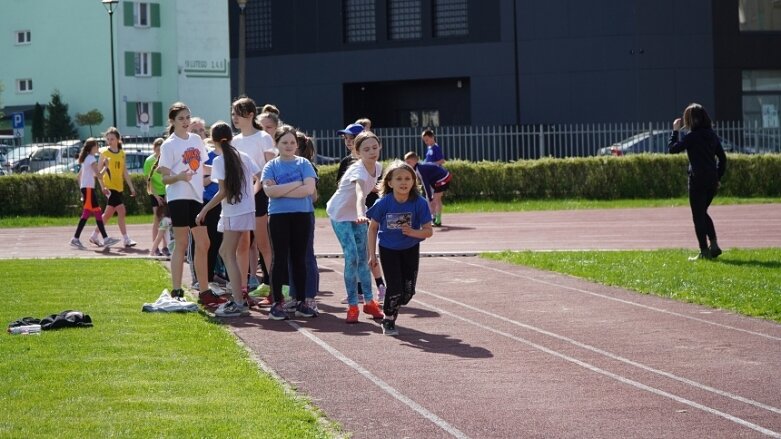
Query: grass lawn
xmin=0 ymin=259 xmax=339 ymax=438
xmin=1 ymin=197 xmax=778 ymax=228
xmin=484 ymin=248 xmax=781 ymax=323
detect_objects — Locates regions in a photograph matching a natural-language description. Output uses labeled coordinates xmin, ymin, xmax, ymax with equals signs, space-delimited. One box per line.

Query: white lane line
xmin=447 ymin=257 xmax=781 ymax=342
xmin=418 ymin=289 xmax=781 ymax=416
xmin=286 ymin=320 xmax=470 ymax=439
xmin=410 ymin=296 xmax=781 ymax=438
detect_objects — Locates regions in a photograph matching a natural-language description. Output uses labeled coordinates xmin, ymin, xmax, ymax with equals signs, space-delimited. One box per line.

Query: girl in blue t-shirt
xmin=261 ymin=125 xmax=319 ymax=320
xmin=367 ymin=161 xmax=433 ymax=335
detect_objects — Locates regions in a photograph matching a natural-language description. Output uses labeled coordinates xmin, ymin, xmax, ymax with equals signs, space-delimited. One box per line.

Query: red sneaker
xmin=346 ymin=305 xmax=360 ymax=324
xmin=363 ymin=300 xmax=384 ymax=319
xmin=198 ymin=289 xmax=227 ymax=308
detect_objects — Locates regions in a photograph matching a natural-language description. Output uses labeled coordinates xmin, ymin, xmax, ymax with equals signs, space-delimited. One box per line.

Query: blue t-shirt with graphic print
xmin=366 ymin=194 xmax=432 ymax=250
xmin=261 ymin=156 xmax=318 ymax=214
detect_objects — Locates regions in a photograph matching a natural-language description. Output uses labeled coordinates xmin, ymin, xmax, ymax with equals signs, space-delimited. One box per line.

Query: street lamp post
xmin=102 ymin=0 xmax=119 ymax=127
xmin=237 ymin=0 xmax=249 ymax=96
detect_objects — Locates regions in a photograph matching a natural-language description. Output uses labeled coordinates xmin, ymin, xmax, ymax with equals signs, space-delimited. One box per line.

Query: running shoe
xmin=123 ymin=237 xmax=138 ymax=248
xmin=69 ymin=238 xmax=85 ymax=249
xmin=283 ymin=299 xmax=298 ymax=313
xmin=381 ymin=319 xmax=398 ymax=336
xmin=103 ymin=237 xmax=121 ymax=247
xmin=215 ymin=300 xmax=250 ymax=317
xmin=248 ymin=283 xmax=270 ymax=297
xmin=161 ymin=247 xmax=171 ymax=257
xmin=198 ymin=289 xmax=227 ymax=307
xmin=269 ymin=302 xmax=288 ymax=320
xmin=345 ymin=305 xmax=360 ymax=324
xmin=89 ymin=235 xmax=104 ymax=247
xmin=363 ymin=300 xmax=384 ymax=319
xmin=295 ymin=301 xmax=317 ymax=318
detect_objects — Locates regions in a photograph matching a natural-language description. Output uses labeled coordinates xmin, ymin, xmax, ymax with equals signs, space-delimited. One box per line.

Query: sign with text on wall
xmin=183 ymin=59 xmax=230 ymax=78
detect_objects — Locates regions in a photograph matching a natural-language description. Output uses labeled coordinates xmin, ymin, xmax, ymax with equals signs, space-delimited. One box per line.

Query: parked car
xmin=598 ymin=130 xmax=739 ymax=156
xmin=2 ymin=144 xmax=42 ymax=174
xmin=25 ymin=144 xmax=81 ymax=173
xmin=125 ymin=151 xmax=150 ymax=173
xmin=36 ymin=161 xmax=81 ymax=175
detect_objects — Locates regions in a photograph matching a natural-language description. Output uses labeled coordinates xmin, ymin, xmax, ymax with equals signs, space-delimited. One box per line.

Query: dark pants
xmin=268 ymin=212 xmax=313 ymax=303
xmin=379 ymin=244 xmax=420 ymax=318
xmin=688 ymin=175 xmax=719 ymax=251
xmin=288 ymin=212 xmax=318 ymax=299
xmin=204 ymin=203 xmax=222 ymax=281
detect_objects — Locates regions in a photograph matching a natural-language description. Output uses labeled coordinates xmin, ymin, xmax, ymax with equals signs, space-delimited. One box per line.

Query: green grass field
xmin=484 ymin=248 xmax=781 ymax=323
xmin=0 ymin=259 xmax=339 ymax=438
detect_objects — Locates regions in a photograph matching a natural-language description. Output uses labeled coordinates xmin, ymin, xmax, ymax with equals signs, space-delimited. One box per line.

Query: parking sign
xmin=12 ymin=112 xmax=24 ymax=129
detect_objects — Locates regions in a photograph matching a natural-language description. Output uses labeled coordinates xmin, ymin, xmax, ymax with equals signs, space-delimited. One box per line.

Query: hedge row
xmin=1 ymin=154 xmax=778 ymax=217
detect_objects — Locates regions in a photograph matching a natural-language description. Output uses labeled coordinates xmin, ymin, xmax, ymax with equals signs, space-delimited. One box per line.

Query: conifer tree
xmin=45 ymin=90 xmax=77 ymax=138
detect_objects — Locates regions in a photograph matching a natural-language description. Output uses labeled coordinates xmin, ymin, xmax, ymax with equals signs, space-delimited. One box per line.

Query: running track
xmin=2 ymin=204 xmax=781 ymax=438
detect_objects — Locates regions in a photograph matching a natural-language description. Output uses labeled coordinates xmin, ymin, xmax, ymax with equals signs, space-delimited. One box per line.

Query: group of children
xmin=70 ymin=99 xmax=450 ymax=335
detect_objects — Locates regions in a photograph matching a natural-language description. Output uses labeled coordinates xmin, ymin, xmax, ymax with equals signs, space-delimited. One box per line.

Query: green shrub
xmin=1 ymin=154 xmax=778 ymax=217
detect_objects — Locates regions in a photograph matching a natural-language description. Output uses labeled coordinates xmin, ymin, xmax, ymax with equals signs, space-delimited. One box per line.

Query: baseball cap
xmin=337 ymin=123 xmax=364 ymax=136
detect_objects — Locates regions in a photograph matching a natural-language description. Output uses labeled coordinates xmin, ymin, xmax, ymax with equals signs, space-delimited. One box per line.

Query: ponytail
xmin=210 ymin=121 xmax=245 ymax=205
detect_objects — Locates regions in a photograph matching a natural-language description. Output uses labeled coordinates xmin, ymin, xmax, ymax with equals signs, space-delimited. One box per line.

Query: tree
xmin=45 ymin=90 xmax=77 ymax=139
xmin=32 ymin=103 xmax=45 ymax=140
xmin=75 ymin=109 xmax=104 ymax=137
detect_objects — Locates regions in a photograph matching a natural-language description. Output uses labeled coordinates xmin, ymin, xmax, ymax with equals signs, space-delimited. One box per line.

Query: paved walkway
xmin=3 ymin=204 xmax=781 ymax=438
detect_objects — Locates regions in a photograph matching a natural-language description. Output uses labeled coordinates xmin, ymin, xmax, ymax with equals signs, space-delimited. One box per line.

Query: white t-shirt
xmin=232 ymin=130 xmax=275 ymax=170
xmin=326 ymin=160 xmax=382 ymax=222
xmin=159 ymin=132 xmax=207 ymax=203
xmin=80 ymin=154 xmax=97 ymax=188
xmin=211 ymin=150 xmax=261 ymax=218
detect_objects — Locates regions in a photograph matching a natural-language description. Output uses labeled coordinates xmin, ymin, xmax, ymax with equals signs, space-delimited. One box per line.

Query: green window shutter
xmin=124 ymin=51 xmax=136 ymax=76
xmin=123 ymin=1 xmax=134 ymax=27
xmin=153 ymin=102 xmax=163 ymax=127
xmin=126 ymin=102 xmax=136 ymax=127
xmin=152 ymin=52 xmax=161 ymax=76
xmin=151 ymin=3 xmax=161 ymax=27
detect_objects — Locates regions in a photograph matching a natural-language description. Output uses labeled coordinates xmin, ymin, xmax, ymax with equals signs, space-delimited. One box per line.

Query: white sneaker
xmin=69 ymin=238 xmax=85 ymax=249
xmin=123 ymin=237 xmax=137 ymax=248
xmin=89 ymin=236 xmax=104 ymax=247
xmin=103 ymin=237 xmax=120 ymax=247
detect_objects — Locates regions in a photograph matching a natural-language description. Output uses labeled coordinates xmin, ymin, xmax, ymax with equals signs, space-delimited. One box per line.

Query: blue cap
xmin=337 ymin=123 xmax=364 ymax=136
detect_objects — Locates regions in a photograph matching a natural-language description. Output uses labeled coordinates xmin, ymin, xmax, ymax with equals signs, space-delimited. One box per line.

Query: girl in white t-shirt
xmin=325 ymin=131 xmax=386 ymax=323
xmin=230 ymin=97 xmax=276 ymax=302
xmin=196 ymin=122 xmax=261 ymax=317
xmin=70 ymin=138 xmax=120 ymax=249
xmin=156 ymin=102 xmax=209 ymax=301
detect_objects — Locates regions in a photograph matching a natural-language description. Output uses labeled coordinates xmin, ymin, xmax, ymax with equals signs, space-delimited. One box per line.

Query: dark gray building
xmin=229 ymin=0 xmax=781 ymax=130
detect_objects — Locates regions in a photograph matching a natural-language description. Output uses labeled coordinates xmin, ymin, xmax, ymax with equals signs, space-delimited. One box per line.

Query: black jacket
xmin=668 ymin=128 xmax=727 ymax=180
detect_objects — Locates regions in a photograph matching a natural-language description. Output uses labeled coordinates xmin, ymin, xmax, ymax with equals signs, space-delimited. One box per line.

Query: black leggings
xmin=268 ymin=212 xmax=313 ymax=302
xmin=688 ymin=175 xmax=719 ymax=251
xmin=379 ymin=244 xmax=420 ymax=318
xmin=204 ymin=203 xmax=222 ymax=281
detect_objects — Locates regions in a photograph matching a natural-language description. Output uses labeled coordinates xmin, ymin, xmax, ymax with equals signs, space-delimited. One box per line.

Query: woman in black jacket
xmin=668 ymin=103 xmax=727 ymax=260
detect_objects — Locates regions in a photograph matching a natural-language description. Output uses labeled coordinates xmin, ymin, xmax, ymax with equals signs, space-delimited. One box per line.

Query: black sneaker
xmin=171 ymin=288 xmax=186 ymax=300
xmin=710 ymin=244 xmax=722 ymax=259
xmin=381 ymin=319 xmax=398 ymax=336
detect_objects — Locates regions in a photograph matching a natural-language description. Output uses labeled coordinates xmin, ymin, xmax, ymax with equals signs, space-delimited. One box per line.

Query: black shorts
xmin=150 ymin=194 xmax=166 ymax=208
xmin=434 ymin=182 xmax=450 ymax=193
xmin=107 ymin=190 xmax=124 ymax=207
xmin=255 ymin=188 xmax=269 ymax=217
xmin=81 ymin=188 xmax=99 ymax=210
xmin=168 ymin=199 xmax=203 ymax=228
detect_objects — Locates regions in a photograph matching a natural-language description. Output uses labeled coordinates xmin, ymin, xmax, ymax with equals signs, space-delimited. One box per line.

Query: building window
xmin=743 ymin=70 xmax=781 ymax=129
xmin=739 ymin=0 xmax=781 ymax=31
xmin=135 ymin=2 xmax=150 ymax=27
xmin=246 ymin=0 xmax=272 ymax=51
xmin=344 ymin=0 xmax=376 ymax=43
xmin=434 ymin=0 xmax=468 ymax=37
xmin=16 ymin=79 xmax=33 ymax=93
xmin=388 ymin=0 xmax=422 ymax=40
xmin=15 ymin=30 xmax=31 ymax=45
xmin=135 ymin=102 xmax=153 ymax=126
xmin=135 ymin=52 xmax=151 ymax=76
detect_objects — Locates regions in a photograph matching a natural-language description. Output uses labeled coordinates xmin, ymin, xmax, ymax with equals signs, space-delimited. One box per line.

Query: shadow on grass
xmin=715 ymin=258 xmax=781 ymax=269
